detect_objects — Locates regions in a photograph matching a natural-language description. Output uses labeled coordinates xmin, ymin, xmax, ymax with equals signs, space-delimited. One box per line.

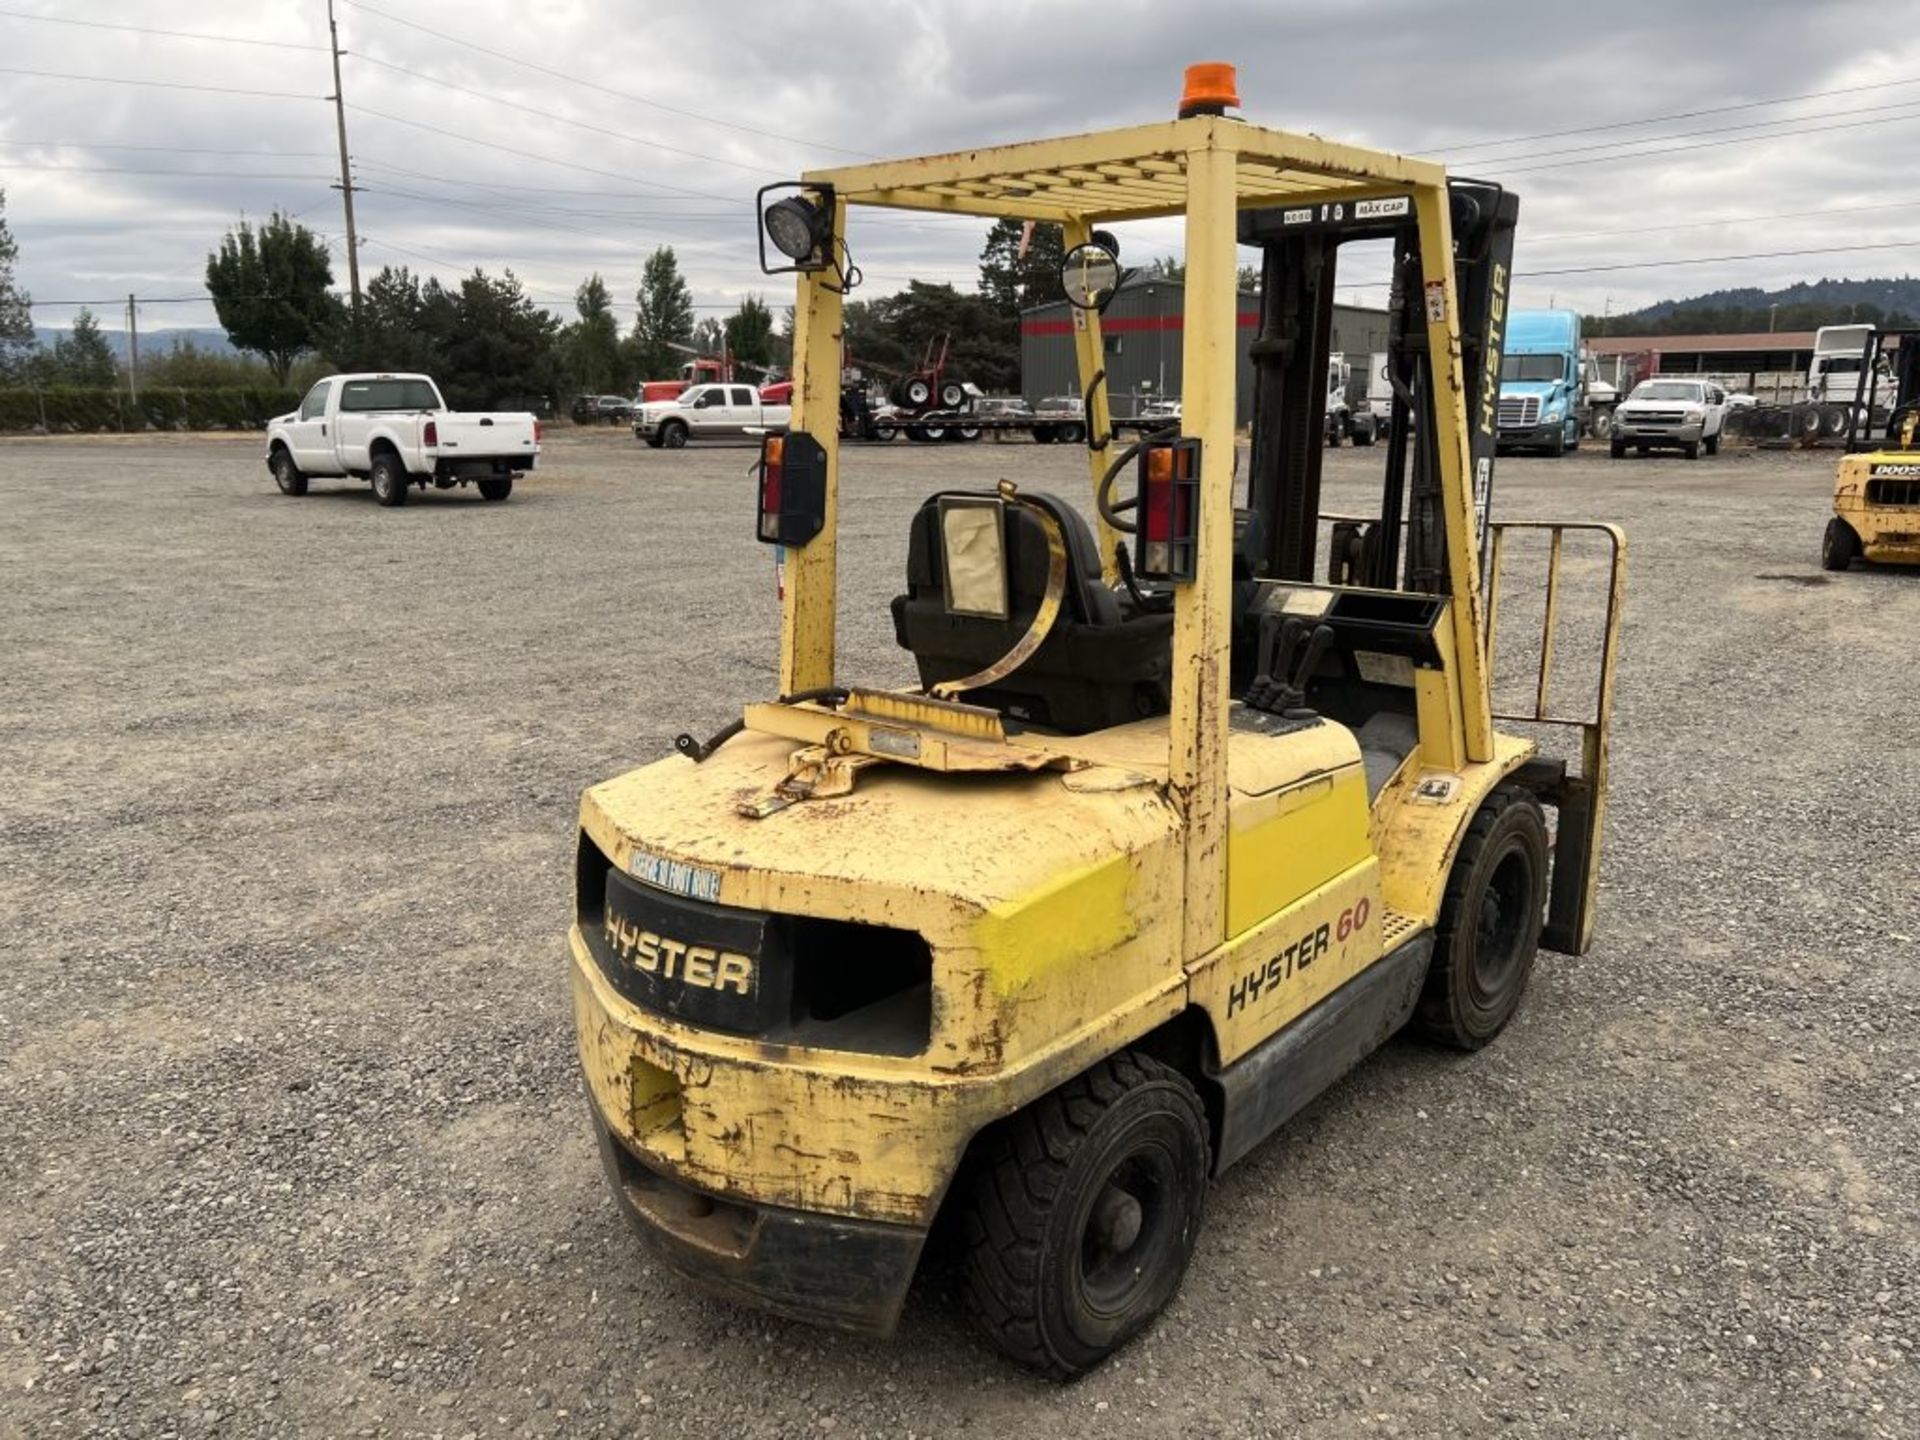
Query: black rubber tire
xmin=1822 ymin=404 xmax=1850 ymax=439
xmin=661 ymin=421 xmax=689 ymax=450
xmin=1353 ymin=421 xmax=1376 ymax=447
xmin=921 ymin=425 xmax=947 ymax=442
xmin=370 ymin=453 xmax=409 ymax=507
xmin=1547 ymin=426 xmax=1565 ymax=457
xmin=956 ymin=425 xmax=983 ymax=442
xmin=271 ymin=448 xmax=307 ymax=496
xmin=1704 ymin=431 xmax=1720 ymax=456
xmin=1032 ymin=426 xmax=1057 ymax=444
xmin=940 ymin=381 xmax=967 ymax=409
xmin=1591 ymin=408 xmax=1614 ymax=440
xmin=961 ymin=1050 xmax=1209 ymax=1380
xmin=477 ymin=477 xmax=513 ymax=502
xmin=1796 ymin=407 xmax=1822 ymax=440
xmin=1684 ymin=440 xmax=1700 ymax=461
xmin=1058 ymin=422 xmax=1086 ymax=445
xmin=1609 ymin=438 xmax=1626 ymax=459
xmin=904 ymin=378 xmax=933 ymax=408
xmin=1821 ymin=516 xmax=1861 ymax=572
xmin=1414 ymin=785 xmax=1548 ymax=1050
xmin=870 ymin=424 xmax=898 ymax=443
xmin=1565 ymin=418 xmax=1581 ymax=453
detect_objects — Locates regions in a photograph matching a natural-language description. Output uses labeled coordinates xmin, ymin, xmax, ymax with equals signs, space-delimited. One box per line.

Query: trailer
xmin=841 ymin=389 xmax=1091 ymax=444
xmin=1724 ymin=325 xmax=1898 ymax=444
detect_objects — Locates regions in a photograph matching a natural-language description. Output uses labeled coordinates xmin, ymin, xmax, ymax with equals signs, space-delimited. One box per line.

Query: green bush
xmin=0 ymin=386 xmax=301 ymax=433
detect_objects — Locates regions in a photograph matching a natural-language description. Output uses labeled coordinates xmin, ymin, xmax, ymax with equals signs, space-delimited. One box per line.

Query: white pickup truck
xmin=633 ymin=383 xmax=791 ymax=448
xmin=266 ymin=373 xmax=540 ymax=507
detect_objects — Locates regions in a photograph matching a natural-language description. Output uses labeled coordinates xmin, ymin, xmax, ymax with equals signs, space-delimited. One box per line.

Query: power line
xmin=339 ymin=0 xmax=872 ymax=160
xmin=345 ymin=52 xmax=786 ymax=176
xmin=1525 ymin=197 xmax=1920 ymax=245
xmin=0 ymin=139 xmax=334 ymax=158
xmin=354 ymin=157 xmax=743 ymax=202
xmin=1516 ymin=240 xmax=1920 ymax=279
xmin=1425 ymin=71 xmax=1920 ymax=154
xmin=0 ymin=162 xmax=331 ymax=180
xmin=0 ymin=7 xmax=328 ymax=51
xmin=1455 ymin=97 xmax=1920 ymax=169
xmin=346 ymin=104 xmax=741 ymax=200
xmin=1484 ymin=107 xmax=1920 ymax=177
xmin=0 ymin=66 xmax=320 ymax=100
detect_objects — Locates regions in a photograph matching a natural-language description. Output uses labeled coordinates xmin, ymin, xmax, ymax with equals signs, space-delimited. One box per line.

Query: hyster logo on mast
xmin=1479 ymin=263 xmax=1508 ymax=441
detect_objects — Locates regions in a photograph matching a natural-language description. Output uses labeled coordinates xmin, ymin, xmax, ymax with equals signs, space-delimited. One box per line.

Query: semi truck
xmin=1495 ymin=309 xmax=1609 ymax=456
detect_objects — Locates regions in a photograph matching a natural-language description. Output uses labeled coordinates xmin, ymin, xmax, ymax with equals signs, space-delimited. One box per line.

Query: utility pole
xmin=326 ymin=0 xmax=362 ymax=316
xmin=126 ymin=293 xmax=140 ymax=405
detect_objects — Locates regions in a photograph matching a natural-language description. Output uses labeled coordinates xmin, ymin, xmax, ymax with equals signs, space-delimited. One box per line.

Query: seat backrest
xmin=891 ymin=490 xmax=1171 ymax=734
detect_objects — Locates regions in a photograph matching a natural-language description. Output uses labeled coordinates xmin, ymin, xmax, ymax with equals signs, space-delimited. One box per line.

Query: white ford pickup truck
xmin=633 ymin=383 xmax=791 ymax=448
xmin=266 ymin=373 xmax=540 ymax=507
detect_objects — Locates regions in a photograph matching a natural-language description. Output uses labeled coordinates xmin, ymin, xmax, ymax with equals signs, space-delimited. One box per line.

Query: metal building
xmin=1020 ymin=279 xmax=1392 ymax=424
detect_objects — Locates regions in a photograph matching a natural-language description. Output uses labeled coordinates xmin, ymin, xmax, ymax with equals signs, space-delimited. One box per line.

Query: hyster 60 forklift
xmin=1823 ymin=327 xmax=1920 ymax=570
xmin=570 ymin=65 xmax=1626 ymax=1377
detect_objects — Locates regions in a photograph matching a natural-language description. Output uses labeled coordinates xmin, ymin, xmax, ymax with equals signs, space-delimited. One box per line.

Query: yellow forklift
xmin=570 ymin=65 xmax=1626 ymax=1376
xmin=1823 ymin=327 xmax=1920 ymax=570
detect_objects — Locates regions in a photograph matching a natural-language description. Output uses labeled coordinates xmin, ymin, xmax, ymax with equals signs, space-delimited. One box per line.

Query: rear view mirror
xmin=1061 ymin=241 xmax=1122 ymax=310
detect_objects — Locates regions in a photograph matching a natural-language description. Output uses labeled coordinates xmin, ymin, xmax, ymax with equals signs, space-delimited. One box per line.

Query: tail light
xmin=756 ymin=431 xmax=827 ymax=546
xmin=533 ymin=420 xmax=543 ymax=444
xmin=1135 ymin=437 xmax=1201 ymax=581
xmin=423 ymin=419 xmax=438 ymax=446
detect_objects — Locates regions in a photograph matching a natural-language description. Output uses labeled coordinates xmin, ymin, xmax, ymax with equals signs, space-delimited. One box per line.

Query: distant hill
xmin=31 ymin=326 xmax=237 ymax=360
xmin=1590 ymin=276 xmax=1920 ymax=337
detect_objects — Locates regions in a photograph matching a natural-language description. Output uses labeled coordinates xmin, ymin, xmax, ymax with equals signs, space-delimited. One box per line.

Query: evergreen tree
xmin=723 ymin=294 xmax=775 ymax=372
xmin=433 ymin=269 xmax=561 ymax=410
xmin=0 ymin=188 xmax=34 ymax=381
xmin=564 ymin=273 xmax=623 ymax=395
xmin=629 ymin=246 xmax=694 ymax=380
xmin=205 ymin=211 xmax=340 ymax=382
xmin=51 ymin=308 xmax=118 ymax=386
xmin=978 ymin=219 xmax=1066 ymax=315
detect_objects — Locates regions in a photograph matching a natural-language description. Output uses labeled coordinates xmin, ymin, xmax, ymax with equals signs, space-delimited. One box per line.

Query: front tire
xmin=661 ymin=421 xmax=689 ymax=449
xmin=1684 ymin=440 xmax=1701 ymax=460
xmin=271 ymin=449 xmax=307 ymax=496
xmin=1704 ymin=430 xmax=1721 ymax=456
xmin=1822 ymin=516 xmax=1861 ymax=571
xmin=370 ymin=453 xmax=409 ymax=507
xmin=961 ymin=1050 xmax=1209 ymax=1380
xmin=1415 ymin=785 xmax=1548 ymax=1050
xmin=1609 ymin=437 xmax=1627 ymax=459
xmin=477 ymin=477 xmax=513 ymax=502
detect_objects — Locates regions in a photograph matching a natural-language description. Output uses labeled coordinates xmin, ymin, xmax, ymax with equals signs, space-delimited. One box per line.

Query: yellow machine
xmin=570 ymin=65 xmax=1626 ymax=1376
xmin=1823 ymin=327 xmax=1920 ymax=570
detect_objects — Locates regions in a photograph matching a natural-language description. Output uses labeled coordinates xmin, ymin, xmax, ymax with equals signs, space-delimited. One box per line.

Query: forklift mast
xmin=1240 ymin=180 xmax=1520 ymax=592
xmin=1846 ymin=327 xmax=1920 ymax=451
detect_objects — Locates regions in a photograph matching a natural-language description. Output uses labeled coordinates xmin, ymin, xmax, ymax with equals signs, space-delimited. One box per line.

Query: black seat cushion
xmin=890 ymin=490 xmax=1172 ymax=734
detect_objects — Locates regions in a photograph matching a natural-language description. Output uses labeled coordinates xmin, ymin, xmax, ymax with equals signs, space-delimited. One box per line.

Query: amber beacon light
xmin=1178 ymin=62 xmax=1240 ymax=118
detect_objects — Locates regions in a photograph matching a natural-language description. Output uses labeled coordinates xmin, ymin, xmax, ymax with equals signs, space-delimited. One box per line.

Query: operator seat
xmin=891 ymin=490 xmax=1173 ymax=734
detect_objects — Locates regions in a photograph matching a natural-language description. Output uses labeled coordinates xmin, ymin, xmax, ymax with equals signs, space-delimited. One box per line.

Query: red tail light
xmin=423 ymin=419 xmax=439 ymax=446
xmin=1135 ymin=437 xmax=1200 ymax=582
xmin=756 ymin=431 xmax=826 ymax=547
xmin=533 ymin=420 xmax=543 ymax=444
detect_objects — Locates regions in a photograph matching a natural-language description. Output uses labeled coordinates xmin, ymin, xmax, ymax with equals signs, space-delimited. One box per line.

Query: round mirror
xmin=1060 ymin=241 xmax=1122 ymax=310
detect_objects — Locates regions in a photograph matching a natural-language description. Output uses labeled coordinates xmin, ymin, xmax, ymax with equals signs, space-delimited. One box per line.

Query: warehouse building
xmin=1020 ymin=279 xmax=1393 ymax=424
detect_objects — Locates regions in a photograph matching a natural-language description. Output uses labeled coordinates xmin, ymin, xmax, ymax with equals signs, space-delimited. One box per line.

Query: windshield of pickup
xmin=339 ymin=378 xmax=441 ymax=411
xmin=1501 ymin=354 xmax=1567 ymax=382
xmin=1629 ymin=381 xmax=1703 ymax=402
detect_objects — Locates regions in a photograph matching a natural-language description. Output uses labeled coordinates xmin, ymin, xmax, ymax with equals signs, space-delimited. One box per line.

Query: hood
xmin=1499 ymin=378 xmax=1566 ymax=401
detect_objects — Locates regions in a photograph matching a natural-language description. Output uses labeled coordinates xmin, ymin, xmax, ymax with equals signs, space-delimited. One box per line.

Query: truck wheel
xmin=870 ymin=423 xmax=898 ymax=443
xmin=1032 ymin=426 xmax=1056 ymax=444
xmin=644 ymin=432 xmax=664 ymax=449
xmin=1684 ymin=440 xmax=1700 ymax=461
xmin=904 ymin=378 xmax=933 ymax=408
xmin=478 ymin=477 xmax=513 ymax=502
xmin=1795 ymin=407 xmax=1822 ymax=441
xmin=1353 ymin=420 xmax=1376 ymax=447
xmin=1609 ymin=437 xmax=1626 ymax=459
xmin=1591 ymin=408 xmax=1614 ymax=440
xmin=940 ymin=381 xmax=967 ymax=409
xmin=661 ymin=421 xmax=688 ymax=449
xmin=271 ymin=449 xmax=307 ymax=496
xmin=1414 ymin=785 xmax=1548 ymax=1051
xmin=1822 ymin=405 xmax=1850 ymax=439
xmin=1547 ymin=426 xmax=1566 ymax=457
xmin=370 ymin=453 xmax=409 ymax=507
xmin=1565 ymin=417 xmax=1580 ymax=453
xmin=1821 ymin=516 xmax=1861 ymax=571
xmin=961 ymin=1050 xmax=1209 ymax=1380
xmin=1704 ymin=431 xmax=1721 ymax=456
xmin=1058 ymin=422 xmax=1086 ymax=445
xmin=956 ymin=425 xmax=983 ymax=442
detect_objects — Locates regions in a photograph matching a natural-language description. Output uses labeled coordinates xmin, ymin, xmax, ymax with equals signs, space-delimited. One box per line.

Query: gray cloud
xmin=2 ymin=0 xmax=1914 ymax=340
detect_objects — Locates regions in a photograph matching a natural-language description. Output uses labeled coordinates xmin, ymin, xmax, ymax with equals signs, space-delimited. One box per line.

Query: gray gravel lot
xmin=2 ymin=430 xmax=1915 ymax=1439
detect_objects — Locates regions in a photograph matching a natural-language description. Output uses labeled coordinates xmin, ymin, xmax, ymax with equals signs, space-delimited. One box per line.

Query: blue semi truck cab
xmin=1496 ymin=309 xmax=1602 ymax=457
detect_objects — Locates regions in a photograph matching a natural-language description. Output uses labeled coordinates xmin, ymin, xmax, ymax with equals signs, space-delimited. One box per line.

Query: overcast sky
xmin=3 ymin=0 xmax=1917 ymax=341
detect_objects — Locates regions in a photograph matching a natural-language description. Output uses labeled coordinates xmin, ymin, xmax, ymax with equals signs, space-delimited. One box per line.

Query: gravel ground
xmin=1 ymin=430 xmax=1914 ymax=1439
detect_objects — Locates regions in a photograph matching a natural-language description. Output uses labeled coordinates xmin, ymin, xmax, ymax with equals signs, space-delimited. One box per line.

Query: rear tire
xmin=961 ymin=1050 xmax=1209 ymax=1380
xmin=371 ymin=453 xmax=409 ymax=507
xmin=1821 ymin=516 xmax=1861 ymax=571
xmin=870 ymin=423 xmax=898 ymax=443
xmin=478 ymin=477 xmax=513 ymax=502
xmin=1415 ymin=785 xmax=1548 ymax=1050
xmin=1058 ymin=421 xmax=1086 ymax=445
xmin=1704 ymin=431 xmax=1720 ymax=456
xmin=271 ymin=449 xmax=307 ymax=496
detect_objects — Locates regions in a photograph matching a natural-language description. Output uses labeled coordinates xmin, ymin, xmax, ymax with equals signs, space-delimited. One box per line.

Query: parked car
xmin=633 ymin=383 xmax=792 ymax=447
xmin=572 ymin=394 xmax=635 ymax=425
xmin=1609 ymin=378 xmax=1729 ymax=460
xmin=266 ymin=373 xmax=539 ymax=506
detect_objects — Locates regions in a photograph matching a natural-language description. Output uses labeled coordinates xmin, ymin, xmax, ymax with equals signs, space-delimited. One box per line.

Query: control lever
xmin=1245 ymin=617 xmax=1334 ymax=718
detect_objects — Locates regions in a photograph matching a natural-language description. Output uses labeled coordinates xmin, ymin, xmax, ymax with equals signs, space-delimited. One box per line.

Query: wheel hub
xmin=1090 ymin=1184 xmax=1143 ymax=1255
